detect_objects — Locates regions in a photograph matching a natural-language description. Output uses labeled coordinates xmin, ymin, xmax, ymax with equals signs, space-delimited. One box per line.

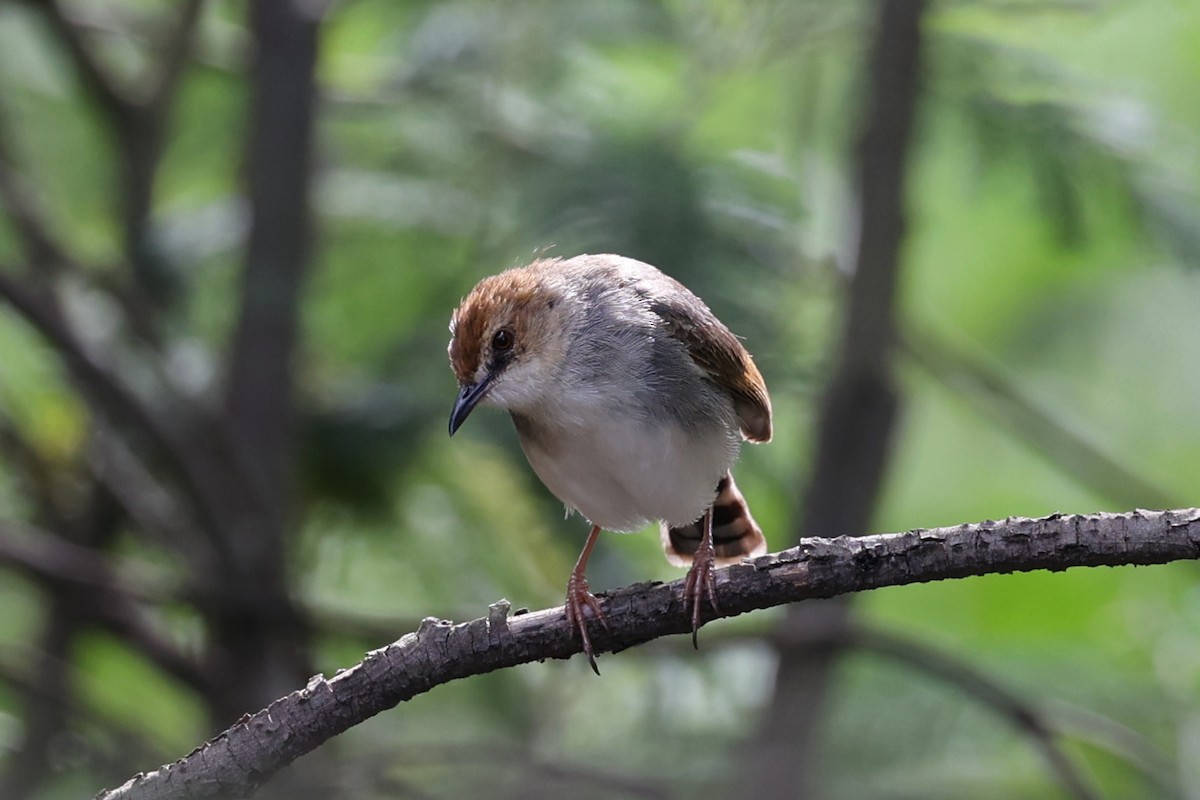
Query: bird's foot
xmin=565 ymin=572 xmax=608 ymax=674
xmin=683 ymin=539 xmax=721 ymax=648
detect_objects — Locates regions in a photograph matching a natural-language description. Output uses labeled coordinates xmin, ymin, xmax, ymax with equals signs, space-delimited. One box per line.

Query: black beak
xmin=448 ymin=375 xmax=494 ymax=436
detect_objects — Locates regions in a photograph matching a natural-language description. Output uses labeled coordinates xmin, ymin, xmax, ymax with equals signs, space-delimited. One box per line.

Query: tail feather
xmin=661 ymin=472 xmax=766 ymax=567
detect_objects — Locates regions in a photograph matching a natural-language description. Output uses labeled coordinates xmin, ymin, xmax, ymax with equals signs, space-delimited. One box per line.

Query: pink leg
xmin=682 ymin=507 xmax=720 ymax=648
xmin=564 ymin=525 xmax=610 ymax=674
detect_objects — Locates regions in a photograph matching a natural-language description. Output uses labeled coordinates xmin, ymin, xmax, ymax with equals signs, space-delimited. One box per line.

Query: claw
xmin=683 ymin=546 xmax=720 ymax=648
xmin=682 ymin=507 xmax=721 ymax=647
xmin=565 ymin=525 xmax=608 ymax=674
xmin=565 ymin=572 xmax=607 ymax=674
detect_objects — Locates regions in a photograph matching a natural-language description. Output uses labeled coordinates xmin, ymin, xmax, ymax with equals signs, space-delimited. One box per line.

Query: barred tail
xmin=660 ymin=472 xmax=767 ymax=567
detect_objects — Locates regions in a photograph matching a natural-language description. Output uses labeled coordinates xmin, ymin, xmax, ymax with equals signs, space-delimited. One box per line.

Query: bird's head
xmin=447 ymin=260 xmax=570 ymax=434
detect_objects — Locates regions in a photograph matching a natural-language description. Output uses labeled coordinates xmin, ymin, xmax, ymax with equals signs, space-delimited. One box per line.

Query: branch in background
xmin=147 ymin=0 xmax=207 ymax=116
xmin=0 ymin=522 xmax=208 ymax=692
xmin=902 ymin=327 xmax=1182 ymax=510
xmin=675 ymin=620 xmax=1157 ymax=799
xmin=1 ymin=485 xmax=120 ymax=799
xmin=818 ymin=625 xmax=1101 ymax=800
xmin=0 ymin=413 xmax=59 ymax=510
xmin=2 ymin=0 xmax=320 ymax=732
xmin=0 ymin=103 xmax=72 ymax=270
xmin=193 ymin=0 xmax=324 ymax=729
xmin=0 ymin=97 xmax=159 ymax=341
xmin=0 ymin=648 xmax=166 ymax=779
xmin=746 ymin=1 xmax=927 ymax=796
xmin=1049 ymin=700 xmax=1181 ymax=798
xmin=0 ymin=522 xmax=146 ymax=596
xmin=0 ymin=268 xmax=300 ymax=639
xmin=1 ymin=594 xmax=80 ymax=798
xmin=0 ymin=0 xmax=238 ymax=545
xmin=96 ymin=508 xmax=1200 ymax=800
xmin=86 ymin=423 xmax=208 ymax=557
xmin=0 ymin=271 xmax=232 ymax=554
xmin=224 ymin=0 xmax=321 ymax=524
xmin=372 ymin=742 xmax=672 ymax=800
xmin=797 ymin=0 xmax=928 ymax=528
xmin=19 ymin=0 xmax=211 ymax=320
xmin=20 ymin=0 xmax=137 ymax=130
xmin=0 ymin=413 xmax=202 ymax=689
xmin=115 ymin=0 xmax=210 ymax=310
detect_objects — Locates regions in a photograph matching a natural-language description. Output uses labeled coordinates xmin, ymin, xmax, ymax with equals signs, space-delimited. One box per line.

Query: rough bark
xmin=95 ymin=508 xmax=1200 ymax=800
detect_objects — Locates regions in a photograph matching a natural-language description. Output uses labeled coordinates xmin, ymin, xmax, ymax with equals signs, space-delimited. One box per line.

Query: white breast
xmin=516 ymin=411 xmax=740 ymax=532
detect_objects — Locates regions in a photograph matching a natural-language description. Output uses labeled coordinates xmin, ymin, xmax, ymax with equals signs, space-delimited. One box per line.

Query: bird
xmin=447 ymin=253 xmax=771 ymax=673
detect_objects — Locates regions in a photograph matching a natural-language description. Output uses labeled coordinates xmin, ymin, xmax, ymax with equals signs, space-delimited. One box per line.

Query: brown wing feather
xmin=649 ymin=295 xmax=772 ymax=443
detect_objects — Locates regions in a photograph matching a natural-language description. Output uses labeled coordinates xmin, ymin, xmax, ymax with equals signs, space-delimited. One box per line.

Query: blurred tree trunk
xmin=0 ymin=487 xmax=121 ymax=799
xmin=738 ymin=1 xmax=926 ymax=797
xmin=0 ymin=0 xmax=325 ymax=762
xmin=204 ymin=0 xmax=323 ymax=727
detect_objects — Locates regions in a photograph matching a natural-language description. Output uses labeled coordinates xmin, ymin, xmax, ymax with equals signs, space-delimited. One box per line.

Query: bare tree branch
xmin=1 ymin=0 xmax=320 ymax=734
xmin=0 ymin=270 xmax=234 ymax=557
xmin=0 ymin=522 xmax=208 ymax=691
xmin=19 ymin=0 xmax=211 ymax=319
xmin=148 ymin=0 xmax=208 ymax=116
xmin=817 ymin=625 xmax=1102 ymax=800
xmin=0 ymin=648 xmax=167 ymax=783
xmin=225 ymin=0 xmax=321 ymax=526
xmin=903 ymin=326 xmax=1182 ymax=510
xmin=1049 ymin=700 xmax=1181 ymax=798
xmin=0 ymin=522 xmax=141 ymax=594
xmin=0 ymin=104 xmax=72 ymax=269
xmin=20 ymin=0 xmax=137 ymax=129
xmin=96 ymin=508 xmax=1200 ymax=800
xmin=198 ymin=0 xmax=324 ymax=727
xmin=86 ymin=422 xmax=210 ymax=559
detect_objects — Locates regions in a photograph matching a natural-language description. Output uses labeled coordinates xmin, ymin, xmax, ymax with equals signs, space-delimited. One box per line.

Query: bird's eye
xmin=492 ymin=329 xmax=514 ymax=352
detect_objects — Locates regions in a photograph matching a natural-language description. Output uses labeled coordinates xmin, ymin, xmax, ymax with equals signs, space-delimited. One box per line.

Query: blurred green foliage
xmin=0 ymin=0 xmax=1197 ymax=798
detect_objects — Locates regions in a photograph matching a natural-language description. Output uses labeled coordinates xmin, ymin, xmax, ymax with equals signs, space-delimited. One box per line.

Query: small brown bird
xmin=448 ymin=254 xmax=771 ymax=672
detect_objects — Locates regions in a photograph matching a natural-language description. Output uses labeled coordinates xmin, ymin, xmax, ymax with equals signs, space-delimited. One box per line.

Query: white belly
xmin=516 ymin=415 xmax=740 ymax=532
